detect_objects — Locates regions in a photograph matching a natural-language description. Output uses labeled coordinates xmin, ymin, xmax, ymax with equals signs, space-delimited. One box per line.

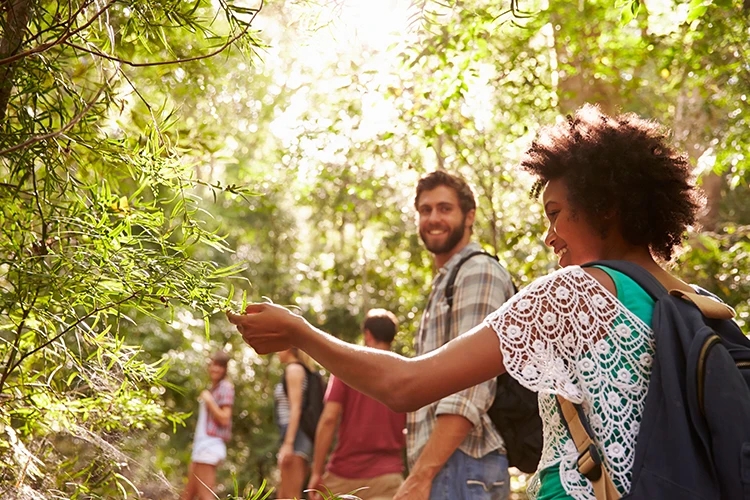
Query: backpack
xmin=567 ymin=260 xmax=750 ymax=499
xmin=283 ymin=362 xmax=326 ymax=440
xmin=445 ymin=250 xmax=543 ymax=473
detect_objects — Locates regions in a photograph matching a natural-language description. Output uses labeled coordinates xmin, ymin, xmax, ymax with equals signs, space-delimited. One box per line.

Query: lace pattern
xmin=484 ymin=266 xmax=654 ymax=499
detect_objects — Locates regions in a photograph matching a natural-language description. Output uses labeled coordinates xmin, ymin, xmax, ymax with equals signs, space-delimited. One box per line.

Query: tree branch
xmin=2 ymin=256 xmax=189 ymax=386
xmin=22 ymin=0 xmax=97 ymax=47
xmin=0 ymin=0 xmax=116 ymax=67
xmin=61 ymin=2 xmax=263 ymax=69
xmin=0 ymin=84 xmax=106 ymax=156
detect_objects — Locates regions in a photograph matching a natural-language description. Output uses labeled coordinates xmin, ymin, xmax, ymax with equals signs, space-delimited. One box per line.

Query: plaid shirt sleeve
xmin=206 ymin=379 xmax=234 ymax=441
xmin=213 ymin=379 xmax=235 ymax=407
xmin=434 ymin=258 xmax=514 ymax=424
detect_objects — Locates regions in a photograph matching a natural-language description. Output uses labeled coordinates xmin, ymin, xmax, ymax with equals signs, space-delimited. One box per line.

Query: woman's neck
xmin=599 ymin=245 xmax=693 ymax=293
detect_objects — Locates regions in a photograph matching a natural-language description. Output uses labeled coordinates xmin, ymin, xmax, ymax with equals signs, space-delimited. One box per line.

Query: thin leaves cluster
xmin=0 ymin=0 xmax=262 ymax=496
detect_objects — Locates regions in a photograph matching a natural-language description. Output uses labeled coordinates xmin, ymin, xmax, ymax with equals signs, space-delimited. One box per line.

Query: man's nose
xmin=427 ymin=210 xmax=442 ymax=223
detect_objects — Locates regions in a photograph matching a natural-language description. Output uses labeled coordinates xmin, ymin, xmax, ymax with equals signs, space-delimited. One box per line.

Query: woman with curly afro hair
xmin=229 ymin=105 xmax=709 ymax=500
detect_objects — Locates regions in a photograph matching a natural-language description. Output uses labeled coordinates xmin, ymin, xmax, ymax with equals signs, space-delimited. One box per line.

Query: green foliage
xmin=226 ymin=477 xmax=366 ymax=500
xmin=131 ymin=0 xmax=748 ymax=493
xmin=0 ymin=0 xmax=262 ymax=496
xmin=1 ymin=0 xmax=748 ymax=497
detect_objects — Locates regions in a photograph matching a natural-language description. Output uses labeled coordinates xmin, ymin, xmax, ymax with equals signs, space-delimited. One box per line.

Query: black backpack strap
xmin=582 ymin=260 xmax=668 ymax=301
xmin=445 ymin=251 xmax=500 ymax=309
xmin=282 ymin=362 xmax=311 ymax=407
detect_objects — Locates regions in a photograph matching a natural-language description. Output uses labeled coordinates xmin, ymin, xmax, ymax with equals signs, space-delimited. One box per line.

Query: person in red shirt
xmin=307 ymin=309 xmax=406 ymax=500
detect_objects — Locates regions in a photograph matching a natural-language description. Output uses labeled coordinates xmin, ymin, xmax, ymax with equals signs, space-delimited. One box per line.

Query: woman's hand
xmin=278 ymin=441 xmax=294 ymax=467
xmin=227 ymin=303 xmax=307 ymax=354
xmin=198 ymin=390 xmax=214 ymax=403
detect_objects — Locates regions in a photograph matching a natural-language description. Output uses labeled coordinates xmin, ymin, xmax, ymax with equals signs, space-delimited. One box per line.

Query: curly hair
xmin=521 ymin=104 xmax=704 ymax=261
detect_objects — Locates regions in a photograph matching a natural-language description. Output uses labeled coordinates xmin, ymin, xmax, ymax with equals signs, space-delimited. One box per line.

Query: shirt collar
xmin=437 ymin=241 xmax=482 ymax=276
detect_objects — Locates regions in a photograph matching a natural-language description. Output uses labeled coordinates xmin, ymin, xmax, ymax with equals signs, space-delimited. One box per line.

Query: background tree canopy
xmin=1 ymin=0 xmax=748 ymax=498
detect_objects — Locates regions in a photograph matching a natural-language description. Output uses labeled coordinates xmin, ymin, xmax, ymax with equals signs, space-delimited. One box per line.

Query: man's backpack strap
xmin=555 ymin=395 xmax=621 ymax=500
xmin=445 ymin=251 xmax=501 ymax=309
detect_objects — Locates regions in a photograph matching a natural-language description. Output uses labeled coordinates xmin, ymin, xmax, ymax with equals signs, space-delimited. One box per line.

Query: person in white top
xmin=229 ymin=104 xmax=705 ymax=500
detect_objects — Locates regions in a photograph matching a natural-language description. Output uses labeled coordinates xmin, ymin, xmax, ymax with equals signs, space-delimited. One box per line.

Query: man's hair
xmin=362 ymin=308 xmax=399 ymax=344
xmin=521 ymin=104 xmax=703 ymax=261
xmin=414 ymin=170 xmax=477 ymax=215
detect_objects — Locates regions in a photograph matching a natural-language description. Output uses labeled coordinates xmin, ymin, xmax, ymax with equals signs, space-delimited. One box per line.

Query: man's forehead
xmin=417 ymin=185 xmax=460 ymax=207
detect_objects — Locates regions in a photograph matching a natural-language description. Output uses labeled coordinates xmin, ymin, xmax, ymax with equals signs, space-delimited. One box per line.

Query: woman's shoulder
xmin=523 ymin=265 xmax=603 ymax=290
xmin=520 ymin=265 xmax=615 ymax=293
xmin=217 ymin=378 xmax=234 ymax=389
xmin=502 ymin=265 xmax=622 ymax=316
xmin=285 ymin=363 xmax=306 ymax=379
xmin=583 ymin=266 xmax=617 ymax=296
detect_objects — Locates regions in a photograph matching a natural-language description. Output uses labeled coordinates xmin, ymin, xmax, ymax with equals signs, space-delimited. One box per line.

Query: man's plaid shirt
xmin=406 ymin=241 xmax=515 ymax=468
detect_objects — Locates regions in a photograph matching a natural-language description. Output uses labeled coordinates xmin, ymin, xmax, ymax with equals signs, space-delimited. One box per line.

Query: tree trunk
xmin=0 ymin=0 xmax=33 ymax=123
xmin=672 ymin=85 xmax=722 ymax=232
xmin=550 ymin=1 xmax=622 ymax=115
xmin=700 ymin=172 xmax=723 ymax=232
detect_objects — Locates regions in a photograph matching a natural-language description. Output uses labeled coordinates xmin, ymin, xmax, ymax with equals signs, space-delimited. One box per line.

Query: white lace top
xmin=484 ymin=266 xmax=655 ymax=499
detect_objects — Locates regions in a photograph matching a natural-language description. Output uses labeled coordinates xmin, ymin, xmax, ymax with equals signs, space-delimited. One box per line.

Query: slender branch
xmin=3 ymin=281 xmax=168 ymax=382
xmin=22 ymin=0 xmax=96 ymax=47
xmin=31 ymin=164 xmax=48 ymax=257
xmin=0 ymin=312 xmax=30 ymax=393
xmin=0 ymin=288 xmax=40 ymax=393
xmin=61 ymin=1 xmax=263 ymax=69
xmin=0 ymin=84 xmax=106 ymax=156
xmin=0 ymin=0 xmax=116 ymax=66
xmin=6 ymin=249 xmax=193 ymax=380
xmin=116 ymin=69 xmax=166 ymax=145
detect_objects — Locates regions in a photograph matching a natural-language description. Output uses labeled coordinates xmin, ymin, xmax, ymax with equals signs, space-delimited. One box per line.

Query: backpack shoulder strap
xmin=582 ymin=260 xmax=668 ymax=300
xmin=282 ymin=362 xmax=310 ymax=395
xmin=669 ymin=289 xmax=735 ymax=320
xmin=445 ymin=250 xmax=500 ymax=309
xmin=584 ymin=260 xmax=735 ymax=320
xmin=555 ymin=395 xmax=621 ymax=500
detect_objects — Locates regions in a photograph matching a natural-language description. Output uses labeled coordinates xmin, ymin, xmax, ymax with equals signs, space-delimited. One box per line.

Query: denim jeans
xmin=278 ymin=423 xmax=313 ymax=462
xmin=430 ymin=449 xmax=510 ymax=500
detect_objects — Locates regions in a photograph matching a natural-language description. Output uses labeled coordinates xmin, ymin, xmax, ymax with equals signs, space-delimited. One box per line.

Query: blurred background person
xmin=275 ymin=347 xmax=315 ymax=499
xmin=308 ymin=309 xmax=406 ymax=500
xmin=181 ymin=350 xmax=234 ymax=500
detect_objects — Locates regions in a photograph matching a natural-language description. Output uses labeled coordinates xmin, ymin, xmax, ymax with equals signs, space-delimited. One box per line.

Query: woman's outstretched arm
xmin=228 ymin=303 xmax=505 ymax=412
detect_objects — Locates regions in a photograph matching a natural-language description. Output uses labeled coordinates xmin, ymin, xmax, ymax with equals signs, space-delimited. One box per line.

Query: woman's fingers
xmin=244 ymin=302 xmax=267 ymax=314
xmin=227 ymin=303 xmax=297 ymax=354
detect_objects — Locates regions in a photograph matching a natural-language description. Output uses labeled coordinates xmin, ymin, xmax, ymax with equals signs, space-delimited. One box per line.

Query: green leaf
xmin=686 ymin=0 xmax=711 ymax=24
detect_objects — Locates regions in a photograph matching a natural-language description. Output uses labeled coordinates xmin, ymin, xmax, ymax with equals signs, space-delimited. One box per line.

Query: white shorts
xmin=191 ymin=435 xmax=227 ymax=465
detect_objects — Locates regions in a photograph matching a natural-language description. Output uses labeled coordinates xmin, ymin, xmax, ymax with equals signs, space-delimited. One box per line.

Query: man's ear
xmin=363 ymin=329 xmax=373 ymax=346
xmin=465 ymin=208 xmax=476 ymax=229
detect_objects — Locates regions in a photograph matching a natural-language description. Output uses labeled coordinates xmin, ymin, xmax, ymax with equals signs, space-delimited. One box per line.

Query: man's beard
xmin=419 ymin=218 xmax=467 ymax=255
